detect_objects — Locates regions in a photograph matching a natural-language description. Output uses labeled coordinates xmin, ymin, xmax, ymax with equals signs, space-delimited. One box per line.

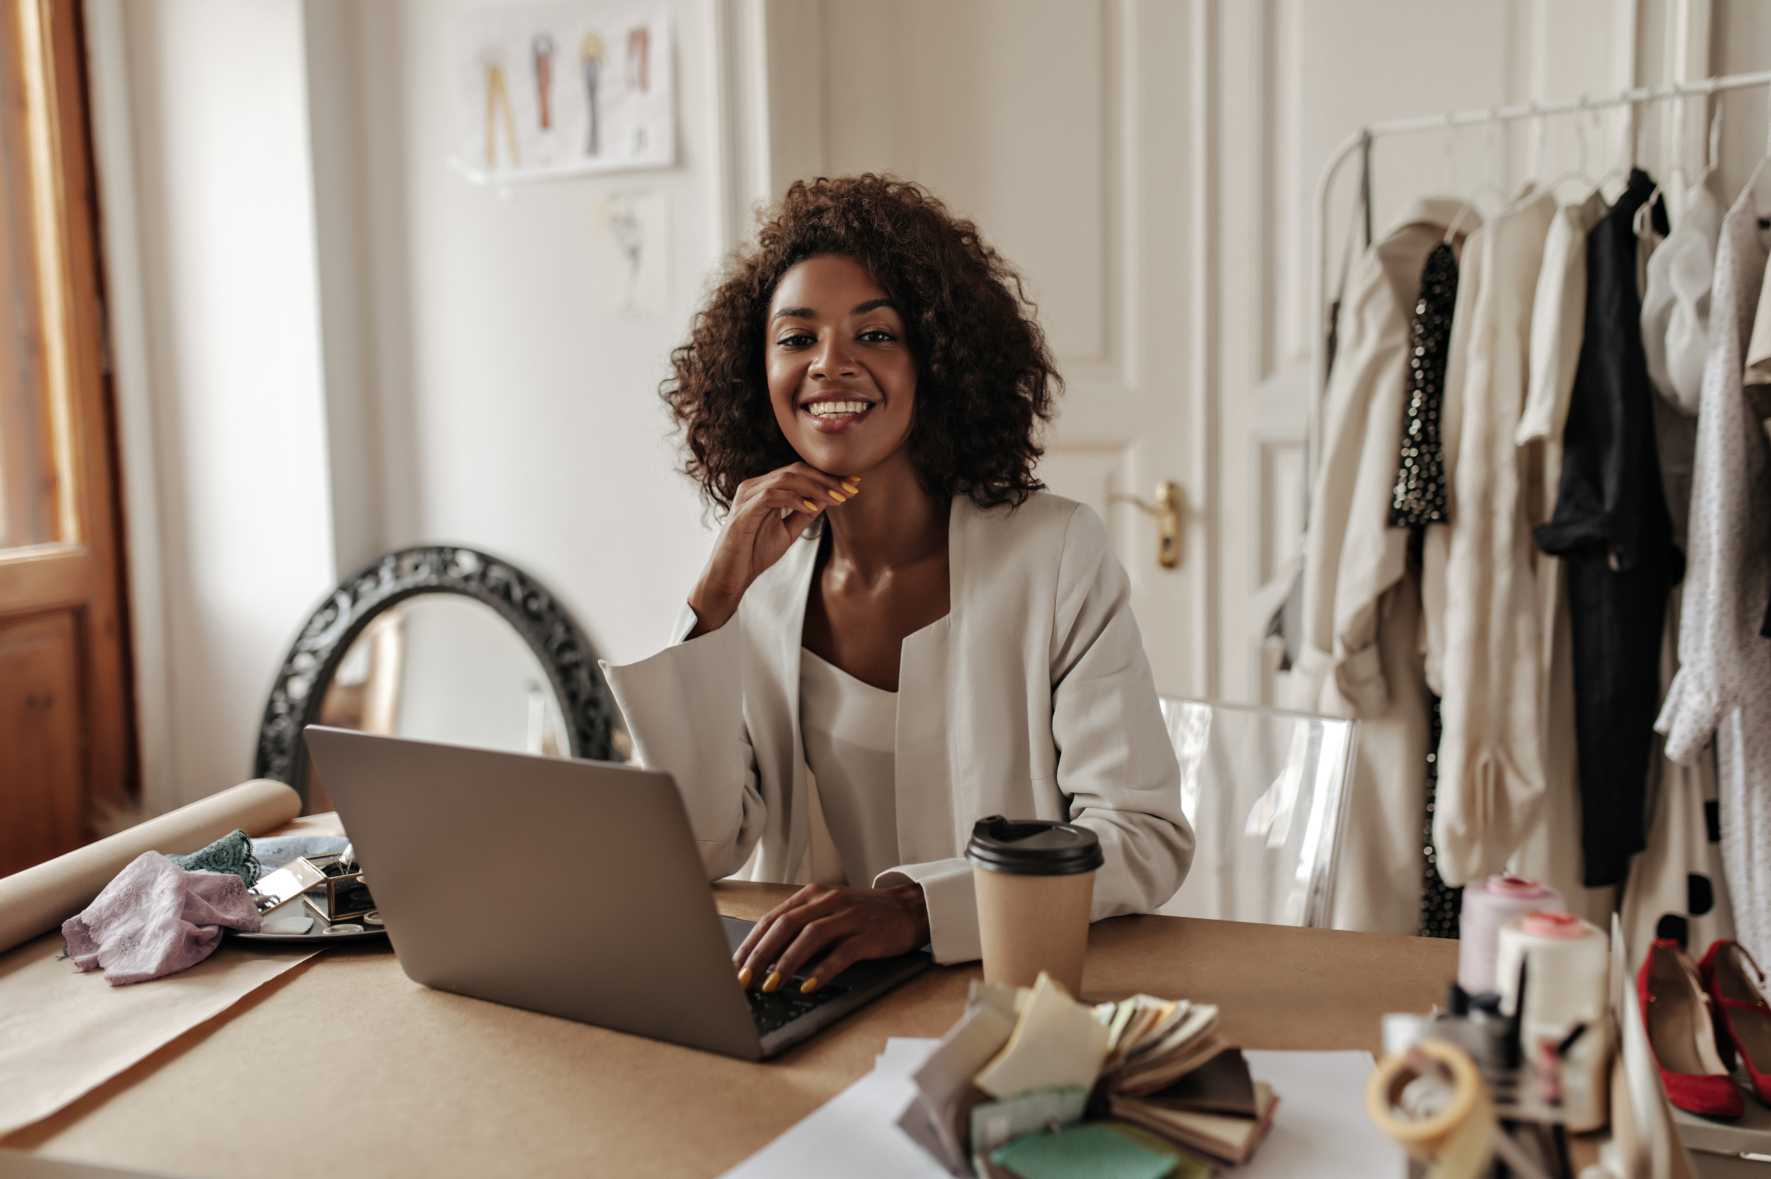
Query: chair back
xmin=1155 ymin=697 xmax=1358 ymax=928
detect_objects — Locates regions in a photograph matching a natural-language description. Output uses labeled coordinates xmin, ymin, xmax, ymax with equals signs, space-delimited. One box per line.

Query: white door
xmin=742 ymin=0 xmax=1723 ymax=703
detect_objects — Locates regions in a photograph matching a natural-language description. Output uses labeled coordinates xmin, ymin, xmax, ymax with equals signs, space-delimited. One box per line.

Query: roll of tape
xmin=1365 ymin=1039 xmax=1494 ymax=1178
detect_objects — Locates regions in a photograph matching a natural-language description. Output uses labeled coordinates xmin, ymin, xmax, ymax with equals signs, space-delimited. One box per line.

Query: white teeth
xmin=808 ymin=401 xmax=870 ymax=418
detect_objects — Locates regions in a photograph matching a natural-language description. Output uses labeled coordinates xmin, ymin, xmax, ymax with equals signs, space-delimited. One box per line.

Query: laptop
xmin=302 ymin=726 xmax=931 ymax=1060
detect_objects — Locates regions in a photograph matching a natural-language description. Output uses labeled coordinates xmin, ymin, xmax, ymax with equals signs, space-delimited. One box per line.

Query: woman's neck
xmin=822 ymin=452 xmax=947 ymax=584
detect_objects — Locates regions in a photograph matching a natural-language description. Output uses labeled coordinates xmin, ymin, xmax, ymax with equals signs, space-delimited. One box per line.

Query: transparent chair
xmin=1154 ymin=698 xmax=1359 ymax=928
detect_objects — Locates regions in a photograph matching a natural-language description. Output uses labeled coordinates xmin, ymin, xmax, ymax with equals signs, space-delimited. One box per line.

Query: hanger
xmin=1591 ymin=99 xmax=1637 ymax=200
xmin=1543 ymin=96 xmax=1601 ymax=200
xmin=1444 ymin=112 xmax=1510 ymax=241
xmin=1744 ymin=83 xmax=1771 ymax=220
xmin=1528 ymin=101 xmax=1550 ymax=182
xmin=1698 ymin=104 xmax=1723 ymax=189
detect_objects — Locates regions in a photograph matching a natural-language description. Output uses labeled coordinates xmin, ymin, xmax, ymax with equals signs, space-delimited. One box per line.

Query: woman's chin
xmin=788 ymin=431 xmax=902 ymax=478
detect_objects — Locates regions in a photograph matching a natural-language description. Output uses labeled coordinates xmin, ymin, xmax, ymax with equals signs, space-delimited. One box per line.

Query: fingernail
xmin=802 ymin=498 xmax=820 ymax=512
xmin=762 ymin=970 xmax=782 ymax=993
xmin=842 ymin=482 xmax=859 ymax=495
xmin=847 ymin=475 xmax=862 ymax=483
xmin=800 ymin=976 xmax=819 ymax=994
xmin=737 ymin=966 xmax=753 ymax=988
xmin=828 ymin=490 xmax=847 ymax=503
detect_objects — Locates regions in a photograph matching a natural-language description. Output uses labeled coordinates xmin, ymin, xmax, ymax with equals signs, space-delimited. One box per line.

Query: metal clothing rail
xmin=1306 ymin=68 xmax=1771 ymax=495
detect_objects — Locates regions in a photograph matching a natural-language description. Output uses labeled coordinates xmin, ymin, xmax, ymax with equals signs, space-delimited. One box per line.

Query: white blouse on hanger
xmin=1507 ymin=189 xmax=1613 ymax=923
xmin=1658 ymin=180 xmax=1771 ymax=967
xmin=1642 ymin=184 xmax=1721 ymax=415
xmin=1434 ymin=186 xmax=1556 ymax=886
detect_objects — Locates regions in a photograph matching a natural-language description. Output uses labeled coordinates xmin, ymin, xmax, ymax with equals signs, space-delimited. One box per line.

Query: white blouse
xmin=798 ymin=646 xmax=902 ymax=889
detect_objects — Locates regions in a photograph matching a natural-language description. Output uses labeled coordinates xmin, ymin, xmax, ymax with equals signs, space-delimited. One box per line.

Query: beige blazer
xmin=600 ymin=492 xmax=1192 ymax=963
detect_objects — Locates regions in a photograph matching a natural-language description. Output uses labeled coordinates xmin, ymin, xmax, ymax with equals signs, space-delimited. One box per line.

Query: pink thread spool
xmin=1456 ymin=875 xmax=1566 ymax=995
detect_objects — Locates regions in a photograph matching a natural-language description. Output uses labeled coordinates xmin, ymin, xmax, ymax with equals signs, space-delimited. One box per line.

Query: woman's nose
xmin=809 ymin=336 xmax=857 ymax=378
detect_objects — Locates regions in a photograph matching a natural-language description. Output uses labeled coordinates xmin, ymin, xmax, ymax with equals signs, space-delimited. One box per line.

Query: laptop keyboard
xmin=747 ymin=980 xmax=851 ymax=1036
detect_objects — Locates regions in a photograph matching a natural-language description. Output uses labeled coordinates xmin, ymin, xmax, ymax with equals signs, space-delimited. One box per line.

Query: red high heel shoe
xmin=1638 ymin=939 xmax=1744 ymax=1118
xmin=1699 ymin=940 xmax=1771 ymax=1107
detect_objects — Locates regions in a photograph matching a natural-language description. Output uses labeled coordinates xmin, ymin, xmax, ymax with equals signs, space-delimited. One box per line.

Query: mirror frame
xmin=255 ymin=545 xmax=620 ymax=808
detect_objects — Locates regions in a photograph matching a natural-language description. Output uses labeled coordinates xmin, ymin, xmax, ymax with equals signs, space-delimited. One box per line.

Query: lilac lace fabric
xmin=62 ymin=852 xmax=263 ymax=985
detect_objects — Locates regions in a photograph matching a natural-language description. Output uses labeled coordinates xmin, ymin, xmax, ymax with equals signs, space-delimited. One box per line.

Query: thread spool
xmin=1456 ymin=875 xmax=1565 ymax=995
xmin=1494 ymin=911 xmax=1610 ymax=1132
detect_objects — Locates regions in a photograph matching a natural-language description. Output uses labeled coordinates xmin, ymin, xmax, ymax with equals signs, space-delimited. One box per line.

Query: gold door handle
xmin=1108 ymin=481 xmax=1184 ymax=570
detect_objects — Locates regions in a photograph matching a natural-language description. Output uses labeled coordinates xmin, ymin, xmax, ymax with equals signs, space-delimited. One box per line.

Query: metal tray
xmin=232 ymin=899 xmax=388 ymax=944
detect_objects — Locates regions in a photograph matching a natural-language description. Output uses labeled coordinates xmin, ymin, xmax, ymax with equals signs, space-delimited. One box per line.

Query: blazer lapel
xmin=743 ymin=524 xmax=820 ymax=882
xmin=894 ymin=499 xmax=964 ymax=865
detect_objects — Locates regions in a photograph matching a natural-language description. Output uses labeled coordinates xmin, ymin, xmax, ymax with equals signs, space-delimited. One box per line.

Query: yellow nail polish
xmin=847 ymin=475 xmax=862 ymax=483
xmin=762 ymin=971 xmax=782 ymax=993
xmin=800 ymin=976 xmax=819 ymax=994
xmin=737 ymin=966 xmax=753 ymax=988
xmin=842 ymin=482 xmax=859 ymax=495
xmin=802 ymin=498 xmax=820 ymax=512
xmin=828 ymin=490 xmax=847 ymax=503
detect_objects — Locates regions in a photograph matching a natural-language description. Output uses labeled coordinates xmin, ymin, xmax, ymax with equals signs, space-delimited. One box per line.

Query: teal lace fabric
xmin=167 ymin=829 xmax=262 ymax=886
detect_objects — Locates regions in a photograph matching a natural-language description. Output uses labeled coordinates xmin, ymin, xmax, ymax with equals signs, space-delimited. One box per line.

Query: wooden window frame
xmin=0 ymin=0 xmax=135 ymax=830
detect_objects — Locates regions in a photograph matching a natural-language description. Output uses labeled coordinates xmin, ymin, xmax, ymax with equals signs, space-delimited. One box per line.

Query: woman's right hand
xmin=686 ymin=463 xmax=859 ymax=636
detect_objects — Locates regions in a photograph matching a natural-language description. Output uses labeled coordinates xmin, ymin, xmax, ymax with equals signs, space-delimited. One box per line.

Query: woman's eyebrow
xmin=770 ymin=306 xmax=814 ymax=320
xmin=851 ymin=298 xmax=894 ymax=314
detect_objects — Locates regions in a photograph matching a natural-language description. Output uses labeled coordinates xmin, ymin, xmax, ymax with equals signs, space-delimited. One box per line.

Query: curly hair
xmin=661 ymin=174 xmax=1061 ymax=511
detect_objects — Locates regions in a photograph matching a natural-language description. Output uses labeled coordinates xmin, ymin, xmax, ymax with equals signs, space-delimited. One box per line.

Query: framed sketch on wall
xmin=452 ymin=2 xmax=673 ymax=184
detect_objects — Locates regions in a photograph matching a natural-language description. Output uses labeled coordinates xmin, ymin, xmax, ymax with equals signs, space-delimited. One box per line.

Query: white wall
xmin=92 ymin=0 xmax=748 ymax=812
xmin=92 ymin=0 xmax=338 ymax=811
xmin=337 ymin=0 xmax=727 ymax=668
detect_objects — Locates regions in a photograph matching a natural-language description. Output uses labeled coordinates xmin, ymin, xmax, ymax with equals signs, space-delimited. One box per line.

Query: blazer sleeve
xmin=599 ymin=606 xmax=767 ymax=879
xmin=1049 ymin=505 xmax=1195 ymax=921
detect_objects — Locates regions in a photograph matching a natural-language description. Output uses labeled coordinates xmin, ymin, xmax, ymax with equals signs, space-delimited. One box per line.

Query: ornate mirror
xmin=256 ymin=546 xmax=627 ymax=810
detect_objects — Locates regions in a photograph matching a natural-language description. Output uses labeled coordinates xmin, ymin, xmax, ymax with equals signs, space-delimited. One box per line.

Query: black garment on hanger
xmin=1389 ymin=243 xmax=1463 ymax=936
xmin=1535 ymin=168 xmax=1680 ymax=888
xmin=1390 ymin=242 xmax=1459 ymax=527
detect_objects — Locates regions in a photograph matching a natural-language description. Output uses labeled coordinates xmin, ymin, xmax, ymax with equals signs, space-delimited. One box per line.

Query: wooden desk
xmin=6 ymin=883 xmax=1457 ymax=1178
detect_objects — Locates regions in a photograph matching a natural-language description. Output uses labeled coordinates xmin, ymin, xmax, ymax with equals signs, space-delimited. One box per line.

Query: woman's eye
xmin=776 ymin=332 xmax=814 ymax=348
xmin=859 ymin=329 xmax=896 ymax=343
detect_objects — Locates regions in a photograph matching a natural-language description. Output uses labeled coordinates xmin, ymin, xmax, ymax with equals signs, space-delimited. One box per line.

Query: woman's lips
xmin=800 ymin=399 xmax=875 ymax=434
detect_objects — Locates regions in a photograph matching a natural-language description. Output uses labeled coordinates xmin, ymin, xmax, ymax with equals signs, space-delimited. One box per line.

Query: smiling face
xmin=766 ymin=253 xmax=918 ymax=479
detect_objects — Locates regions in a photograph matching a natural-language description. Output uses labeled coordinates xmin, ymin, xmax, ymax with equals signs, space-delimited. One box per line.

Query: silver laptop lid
xmin=303 ymin=726 xmax=763 ymax=1060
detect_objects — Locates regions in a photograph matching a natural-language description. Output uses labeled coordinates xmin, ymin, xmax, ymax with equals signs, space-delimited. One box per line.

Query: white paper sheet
xmin=1240 ymin=1050 xmax=1407 ymax=1179
xmin=718 ymin=1039 xmax=949 ymax=1179
xmin=723 ymin=1044 xmax=1407 ymax=1179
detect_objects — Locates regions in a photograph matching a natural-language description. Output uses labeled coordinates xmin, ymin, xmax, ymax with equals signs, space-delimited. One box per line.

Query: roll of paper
xmin=1456 ymin=875 xmax=1565 ymax=995
xmin=0 ymin=779 xmax=301 ymax=954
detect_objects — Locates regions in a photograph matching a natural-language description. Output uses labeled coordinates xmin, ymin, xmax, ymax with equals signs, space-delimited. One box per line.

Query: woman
xmin=603 ymin=175 xmax=1190 ymax=996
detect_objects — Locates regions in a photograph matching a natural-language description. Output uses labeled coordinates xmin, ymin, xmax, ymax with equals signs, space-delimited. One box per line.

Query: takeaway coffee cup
xmin=966 ymin=815 xmax=1104 ymax=995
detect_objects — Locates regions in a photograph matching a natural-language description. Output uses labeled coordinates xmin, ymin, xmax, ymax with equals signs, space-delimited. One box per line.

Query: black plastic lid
xmin=965 ymin=815 xmax=1104 ymax=876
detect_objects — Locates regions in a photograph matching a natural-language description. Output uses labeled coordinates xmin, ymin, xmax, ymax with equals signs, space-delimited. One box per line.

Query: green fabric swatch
xmin=991 ymin=1121 xmax=1185 ymax=1179
xmin=166 ymin=829 xmax=261 ymax=885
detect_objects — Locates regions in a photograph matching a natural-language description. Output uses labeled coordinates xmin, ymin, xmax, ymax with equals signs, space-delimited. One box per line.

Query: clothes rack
xmin=1308 ymin=69 xmax=1771 ymax=493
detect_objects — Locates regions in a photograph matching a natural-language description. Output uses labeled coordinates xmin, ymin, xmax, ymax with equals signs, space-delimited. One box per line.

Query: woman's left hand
xmin=733 ymin=882 xmax=930 ymax=994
